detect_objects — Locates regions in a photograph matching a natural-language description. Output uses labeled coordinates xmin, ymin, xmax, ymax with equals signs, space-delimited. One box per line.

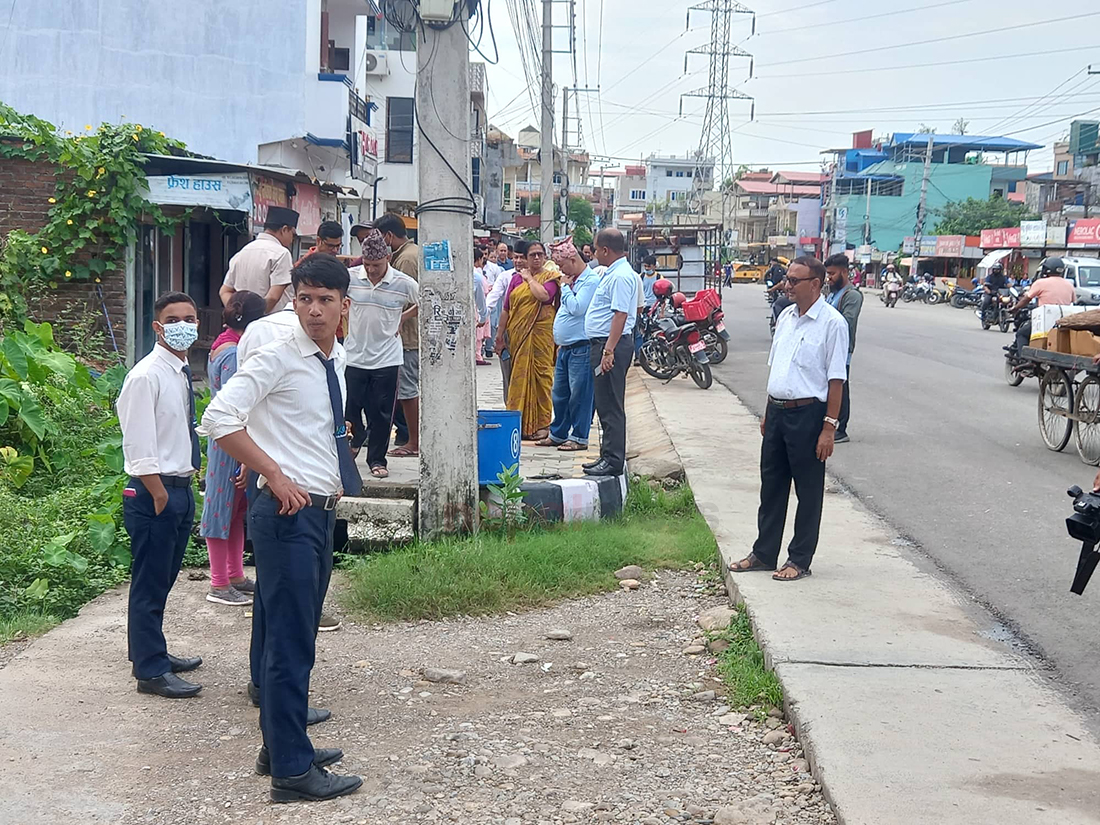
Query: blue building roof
xmin=890 ymin=133 xmax=1043 ymax=152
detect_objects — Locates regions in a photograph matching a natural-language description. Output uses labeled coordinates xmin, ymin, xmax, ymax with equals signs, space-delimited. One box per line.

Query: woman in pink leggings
xmin=199 ymin=291 xmax=266 ymax=606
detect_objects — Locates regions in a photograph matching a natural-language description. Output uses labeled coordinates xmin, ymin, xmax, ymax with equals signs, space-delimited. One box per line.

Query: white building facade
xmin=646 ymin=155 xmax=714 ymax=211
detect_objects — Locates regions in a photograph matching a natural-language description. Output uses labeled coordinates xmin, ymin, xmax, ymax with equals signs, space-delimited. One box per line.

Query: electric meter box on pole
xmin=418 ymin=0 xmax=457 ymax=21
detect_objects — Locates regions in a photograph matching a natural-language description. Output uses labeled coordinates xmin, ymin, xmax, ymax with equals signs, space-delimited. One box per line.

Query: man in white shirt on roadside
xmin=729 ymin=256 xmax=848 ymax=582
xmin=220 ymin=207 xmax=299 ymax=313
xmin=116 ymin=291 xmax=204 ymax=699
xmin=200 ymin=254 xmax=364 ymax=803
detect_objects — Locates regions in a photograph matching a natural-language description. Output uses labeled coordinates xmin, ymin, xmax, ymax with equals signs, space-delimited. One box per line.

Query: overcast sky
xmin=480 ymin=0 xmax=1100 ymax=174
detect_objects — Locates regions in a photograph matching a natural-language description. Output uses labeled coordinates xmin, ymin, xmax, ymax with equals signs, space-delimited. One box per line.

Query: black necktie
xmin=181 ymin=364 xmax=201 ymax=472
xmin=313 ymin=353 xmax=363 ymax=497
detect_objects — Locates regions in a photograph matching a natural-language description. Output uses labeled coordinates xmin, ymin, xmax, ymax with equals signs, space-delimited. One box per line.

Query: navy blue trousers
xmin=123 ymin=478 xmax=194 ymax=680
xmin=248 ymin=492 xmax=335 ymax=778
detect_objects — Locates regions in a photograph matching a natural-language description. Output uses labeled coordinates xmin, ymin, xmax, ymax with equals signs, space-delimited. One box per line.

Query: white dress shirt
xmin=223 ymin=232 xmax=294 ymax=311
xmin=767 ymin=296 xmax=850 ymax=403
xmin=486 ymin=267 xmax=512 ymax=312
xmin=117 ymin=344 xmax=196 ymax=478
xmin=236 ymin=307 xmax=299 ymax=364
xmin=483 ymin=260 xmax=503 ymax=286
xmin=199 ymin=321 xmax=345 ymax=496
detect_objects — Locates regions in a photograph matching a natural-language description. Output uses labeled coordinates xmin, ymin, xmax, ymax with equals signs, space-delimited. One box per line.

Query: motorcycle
xmin=882 ymin=281 xmax=902 ymax=308
xmin=699 ymin=307 xmax=730 ymax=364
xmin=639 ymin=315 xmax=713 ymax=389
xmin=912 ymin=280 xmax=940 ymax=304
xmin=979 ymin=288 xmax=1016 ymax=332
xmin=1003 ymin=303 xmax=1040 ymax=386
xmin=950 ymin=285 xmax=983 ymax=309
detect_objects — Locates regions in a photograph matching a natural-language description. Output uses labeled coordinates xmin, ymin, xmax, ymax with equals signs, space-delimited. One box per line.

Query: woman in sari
xmin=494 ymin=241 xmax=561 ymax=440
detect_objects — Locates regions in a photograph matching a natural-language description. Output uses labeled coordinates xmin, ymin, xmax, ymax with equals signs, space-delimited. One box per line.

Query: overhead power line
xmin=760 ymin=11 xmax=1100 ymax=69
xmin=761 ymin=0 xmax=974 ymax=35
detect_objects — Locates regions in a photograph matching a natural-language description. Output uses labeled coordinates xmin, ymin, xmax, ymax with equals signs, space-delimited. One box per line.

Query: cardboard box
xmin=1071 ymin=330 xmax=1100 ymax=357
xmin=1033 ymin=304 xmax=1089 ymax=338
xmin=1047 ymin=327 xmax=1071 ymax=354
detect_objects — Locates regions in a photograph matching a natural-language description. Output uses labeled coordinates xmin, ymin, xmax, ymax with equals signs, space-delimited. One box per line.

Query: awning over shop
xmin=976 ymin=249 xmax=1014 ymax=277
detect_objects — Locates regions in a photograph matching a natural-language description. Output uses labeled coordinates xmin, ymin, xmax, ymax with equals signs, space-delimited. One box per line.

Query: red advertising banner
xmin=291 ymin=183 xmax=321 ymax=237
xmin=980 ymin=227 xmax=1020 ymax=248
xmin=1069 ymin=218 xmax=1100 ymax=246
xmin=251 ymin=174 xmax=288 ymax=231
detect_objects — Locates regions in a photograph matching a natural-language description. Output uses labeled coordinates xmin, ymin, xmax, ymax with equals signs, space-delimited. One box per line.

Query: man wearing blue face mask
xmin=116 ymin=291 xmax=204 ymax=699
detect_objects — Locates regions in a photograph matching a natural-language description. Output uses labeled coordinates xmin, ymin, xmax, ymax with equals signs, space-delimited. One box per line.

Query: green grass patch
xmin=341 ymin=481 xmax=716 ymax=623
xmin=0 ymin=609 xmax=58 ymax=644
xmin=712 ymin=606 xmax=783 ymax=709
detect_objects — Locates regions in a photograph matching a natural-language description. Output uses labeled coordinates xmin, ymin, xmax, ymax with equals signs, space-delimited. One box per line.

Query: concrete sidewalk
xmin=642 ymin=373 xmax=1100 ymax=824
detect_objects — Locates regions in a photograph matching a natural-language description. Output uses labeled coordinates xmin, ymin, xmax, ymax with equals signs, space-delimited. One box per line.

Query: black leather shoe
xmin=257 ymin=746 xmax=343 ymax=776
xmin=582 ymin=458 xmax=603 ymax=469
xmin=168 ymin=654 xmax=202 ymax=673
xmin=136 ymin=672 xmax=202 ymax=699
xmin=270 ymin=764 xmax=363 ymax=803
xmin=247 ymin=682 xmax=331 ymax=726
xmin=584 ymin=460 xmax=620 ymax=476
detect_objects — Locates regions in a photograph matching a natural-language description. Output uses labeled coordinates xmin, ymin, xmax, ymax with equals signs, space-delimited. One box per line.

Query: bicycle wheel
xmin=1075 ymin=375 xmax=1100 ymax=465
xmin=1038 ymin=368 xmax=1074 ymax=452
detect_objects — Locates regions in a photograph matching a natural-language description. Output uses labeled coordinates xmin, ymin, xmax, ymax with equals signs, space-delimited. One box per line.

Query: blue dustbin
xmin=477 ymin=409 xmax=521 ymax=485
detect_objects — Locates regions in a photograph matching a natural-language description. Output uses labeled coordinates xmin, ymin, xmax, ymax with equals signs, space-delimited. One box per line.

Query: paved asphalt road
xmin=712 ymin=283 xmax=1100 ymax=718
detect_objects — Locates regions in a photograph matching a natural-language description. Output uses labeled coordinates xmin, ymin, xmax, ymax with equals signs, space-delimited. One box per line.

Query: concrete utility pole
xmin=416 ymin=4 xmax=477 ymax=536
xmin=540 ymin=0 xmax=555 ymax=244
xmin=863 ymin=177 xmax=872 ymax=245
xmin=911 ymin=133 xmax=935 ymax=279
xmin=561 ymin=87 xmax=569 ymax=224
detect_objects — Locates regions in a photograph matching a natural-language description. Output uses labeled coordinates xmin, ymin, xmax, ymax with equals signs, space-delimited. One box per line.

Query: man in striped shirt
xmin=343 ymin=230 xmax=419 ymax=479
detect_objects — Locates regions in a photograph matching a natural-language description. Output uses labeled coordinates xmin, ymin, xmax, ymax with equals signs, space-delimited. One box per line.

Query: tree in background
xmin=953 ymin=118 xmax=970 ymax=135
xmin=528 ymin=195 xmax=595 ymax=241
xmin=932 ymin=196 xmax=1039 ymax=236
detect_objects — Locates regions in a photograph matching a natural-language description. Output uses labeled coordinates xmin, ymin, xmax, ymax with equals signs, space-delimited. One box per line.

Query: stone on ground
xmin=697 ymin=606 xmax=735 ymax=631
xmin=614 ymin=565 xmax=644 ymax=580
xmin=421 ymin=667 xmax=468 ymax=685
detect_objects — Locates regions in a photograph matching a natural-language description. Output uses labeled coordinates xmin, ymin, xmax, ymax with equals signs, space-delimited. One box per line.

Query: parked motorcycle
xmin=950 ymin=285 xmax=983 ymax=309
xmin=639 ymin=316 xmax=713 ymax=389
xmin=699 ymin=307 xmax=730 ymax=364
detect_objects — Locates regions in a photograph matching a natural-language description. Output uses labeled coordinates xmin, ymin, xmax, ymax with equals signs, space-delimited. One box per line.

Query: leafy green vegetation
xmin=341 ymin=481 xmax=715 ymax=623
xmin=0 ymin=321 xmax=132 ymax=623
xmin=712 ymin=606 xmax=784 ymax=709
xmin=0 ymin=609 xmax=58 ymax=644
xmin=0 ymin=103 xmax=185 ymax=321
xmin=932 ymin=195 xmax=1039 ymax=237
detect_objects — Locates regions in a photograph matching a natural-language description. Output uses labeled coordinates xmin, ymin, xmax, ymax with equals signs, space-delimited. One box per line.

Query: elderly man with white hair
xmin=534 ymin=237 xmax=604 ymax=452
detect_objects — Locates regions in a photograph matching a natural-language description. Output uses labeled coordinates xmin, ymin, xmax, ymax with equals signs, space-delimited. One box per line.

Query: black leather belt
xmin=768 ymin=396 xmax=818 ymax=409
xmin=263 ymin=487 xmax=339 ymax=511
xmin=560 ymin=340 xmax=591 ymax=350
xmin=131 ymin=475 xmax=193 ymax=489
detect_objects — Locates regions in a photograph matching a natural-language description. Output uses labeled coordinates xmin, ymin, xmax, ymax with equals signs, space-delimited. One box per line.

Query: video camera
xmin=1065 ymin=486 xmax=1100 ymax=594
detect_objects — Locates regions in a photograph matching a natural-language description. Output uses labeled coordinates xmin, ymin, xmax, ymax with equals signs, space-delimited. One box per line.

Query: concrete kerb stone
xmin=638 ymin=371 xmax=1100 ymax=825
xmin=625 ymin=368 xmax=685 ymax=481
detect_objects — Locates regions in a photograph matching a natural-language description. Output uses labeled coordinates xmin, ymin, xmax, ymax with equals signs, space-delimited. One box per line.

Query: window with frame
xmin=503 ymin=182 xmax=513 ymax=209
xmin=675 ymin=170 xmax=685 ymax=177
xmin=472 ymin=157 xmax=481 ymax=195
xmin=1058 ymin=160 xmax=1069 ymax=175
xmin=666 ymin=170 xmax=673 ymax=177
xmin=629 ymin=189 xmax=645 ymax=200
xmin=386 ymin=97 xmax=414 ymax=163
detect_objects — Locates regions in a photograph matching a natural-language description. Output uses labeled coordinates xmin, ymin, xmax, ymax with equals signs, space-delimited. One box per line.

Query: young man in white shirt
xmin=730 ymin=256 xmax=849 ymax=582
xmin=200 ymin=254 xmax=363 ymax=802
xmin=117 ymin=292 xmax=204 ymax=699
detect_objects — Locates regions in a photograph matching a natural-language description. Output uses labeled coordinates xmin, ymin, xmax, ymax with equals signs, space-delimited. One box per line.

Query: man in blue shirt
xmin=538 ymin=238 xmax=603 ymax=451
xmin=636 ymin=255 xmax=659 ymax=363
xmin=583 ymin=228 xmax=639 ymax=477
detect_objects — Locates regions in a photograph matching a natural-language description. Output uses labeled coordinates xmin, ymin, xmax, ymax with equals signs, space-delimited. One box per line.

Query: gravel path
xmin=0 ymin=567 xmax=836 ymax=825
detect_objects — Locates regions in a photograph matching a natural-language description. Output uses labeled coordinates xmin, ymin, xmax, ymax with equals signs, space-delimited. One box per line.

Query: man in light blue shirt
xmin=583 ymin=228 xmax=639 ymax=477
xmin=541 ymin=238 xmax=603 ymax=450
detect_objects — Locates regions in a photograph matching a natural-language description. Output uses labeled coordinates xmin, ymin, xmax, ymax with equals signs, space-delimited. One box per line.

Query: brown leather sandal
xmin=728 ymin=553 xmax=775 ymax=573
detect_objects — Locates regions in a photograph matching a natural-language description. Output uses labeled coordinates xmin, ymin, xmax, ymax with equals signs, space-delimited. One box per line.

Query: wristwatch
xmin=823 ymin=416 xmax=839 ymax=429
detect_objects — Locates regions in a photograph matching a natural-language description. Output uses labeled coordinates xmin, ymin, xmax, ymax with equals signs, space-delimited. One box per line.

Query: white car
xmin=1065 ymin=256 xmax=1100 ymax=305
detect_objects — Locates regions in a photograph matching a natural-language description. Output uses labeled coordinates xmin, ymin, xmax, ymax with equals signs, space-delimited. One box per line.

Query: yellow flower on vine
xmin=47 ymin=197 xmax=56 ymax=204
xmin=97 ymin=167 xmax=105 ymax=176
xmin=40 ymin=246 xmax=48 ymax=254
xmin=87 ymin=189 xmax=97 ymax=197
xmin=132 ymin=133 xmax=139 ymax=141
xmin=94 ymin=277 xmax=101 ymax=283
xmin=66 ymin=219 xmax=73 ymax=225
xmin=135 ymin=124 xmax=143 ymax=132
xmin=158 ymin=131 xmax=165 ymax=137
xmin=84 ymin=125 xmax=92 ymax=130
xmin=65 ymin=271 xmax=72 ymax=278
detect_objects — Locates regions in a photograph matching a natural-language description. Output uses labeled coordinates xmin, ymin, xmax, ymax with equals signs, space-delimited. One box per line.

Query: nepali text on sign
xmin=143 ymin=173 xmax=253 ymax=212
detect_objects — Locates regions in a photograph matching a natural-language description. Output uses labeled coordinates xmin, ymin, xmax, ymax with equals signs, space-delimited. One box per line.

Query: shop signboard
xmin=1047 ymin=224 xmax=1067 ymax=247
xmin=1019 ymin=220 xmax=1047 ymax=247
xmin=1069 ymin=218 xmax=1100 ymax=246
xmin=919 ymin=236 xmax=938 ymax=256
xmin=834 ymin=206 xmax=848 ymax=243
xmin=144 ymin=173 xmax=253 ymax=212
xmin=980 ymin=227 xmax=1021 ymax=248
xmin=291 ymin=183 xmax=322 ymax=237
xmin=251 ymin=175 xmax=289 ymax=231
xmin=902 ymin=236 xmax=915 ymax=253
xmin=934 ymin=235 xmax=964 ymax=257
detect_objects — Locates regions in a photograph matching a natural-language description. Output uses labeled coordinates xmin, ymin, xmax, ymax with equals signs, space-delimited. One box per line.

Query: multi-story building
xmin=611 ymin=165 xmax=649 ymax=228
xmin=825 ymin=132 xmax=1041 ymax=254
xmin=646 ymin=154 xmax=713 ymax=218
xmin=490 ymin=125 xmax=590 ymax=229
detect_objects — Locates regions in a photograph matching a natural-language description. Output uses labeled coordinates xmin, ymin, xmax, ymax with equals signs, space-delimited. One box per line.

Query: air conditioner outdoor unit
xmin=363 ymin=51 xmax=389 ymax=76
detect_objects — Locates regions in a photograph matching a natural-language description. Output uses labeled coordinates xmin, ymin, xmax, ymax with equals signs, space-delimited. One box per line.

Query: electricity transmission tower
xmin=680 ymin=0 xmax=755 ymax=237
